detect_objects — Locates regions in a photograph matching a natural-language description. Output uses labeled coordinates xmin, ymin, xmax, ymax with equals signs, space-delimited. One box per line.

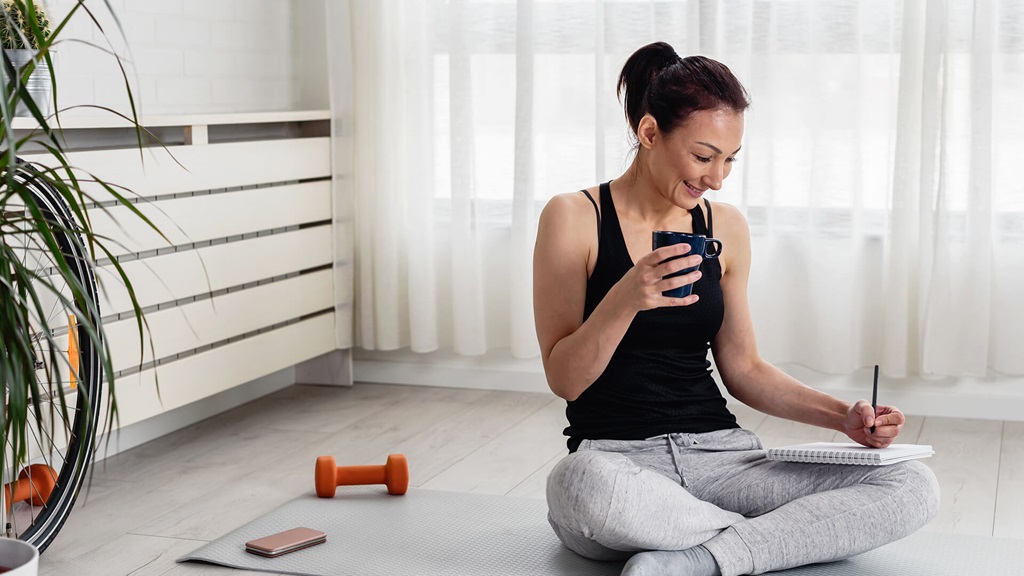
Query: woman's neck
xmin=614 ymin=160 xmax=690 ymax=228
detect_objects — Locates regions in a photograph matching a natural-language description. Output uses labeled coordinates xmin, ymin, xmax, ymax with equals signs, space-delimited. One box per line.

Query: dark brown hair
xmin=617 ymin=42 xmax=750 ymax=138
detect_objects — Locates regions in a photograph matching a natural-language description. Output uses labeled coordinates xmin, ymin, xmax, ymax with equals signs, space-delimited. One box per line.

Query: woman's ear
xmin=637 ymin=114 xmax=658 ymax=150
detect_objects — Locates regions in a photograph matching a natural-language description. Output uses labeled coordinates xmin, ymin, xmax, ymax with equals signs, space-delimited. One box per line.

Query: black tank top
xmin=564 ymin=181 xmax=738 ymax=452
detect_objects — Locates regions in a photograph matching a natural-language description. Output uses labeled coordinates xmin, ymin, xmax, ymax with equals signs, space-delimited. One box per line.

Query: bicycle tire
xmin=3 ymin=161 xmax=103 ymax=553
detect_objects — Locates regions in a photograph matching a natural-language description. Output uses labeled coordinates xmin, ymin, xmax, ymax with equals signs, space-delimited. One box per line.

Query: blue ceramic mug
xmin=651 ymin=231 xmax=723 ymax=298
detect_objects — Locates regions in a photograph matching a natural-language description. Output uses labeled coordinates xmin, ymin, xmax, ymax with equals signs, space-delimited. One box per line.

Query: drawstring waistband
xmin=664 ymin=433 xmax=699 ymax=487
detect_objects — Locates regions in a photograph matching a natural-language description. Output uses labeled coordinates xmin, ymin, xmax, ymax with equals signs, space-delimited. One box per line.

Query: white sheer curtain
xmin=333 ymin=0 xmax=1024 ymax=378
xmin=882 ymin=0 xmax=1024 ymax=378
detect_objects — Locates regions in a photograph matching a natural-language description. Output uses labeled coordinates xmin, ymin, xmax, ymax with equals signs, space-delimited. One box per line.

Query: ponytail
xmin=617 ymin=42 xmax=750 ymax=138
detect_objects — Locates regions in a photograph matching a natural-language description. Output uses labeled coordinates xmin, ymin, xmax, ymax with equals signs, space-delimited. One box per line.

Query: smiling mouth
xmin=684 ymin=182 xmax=705 ymax=197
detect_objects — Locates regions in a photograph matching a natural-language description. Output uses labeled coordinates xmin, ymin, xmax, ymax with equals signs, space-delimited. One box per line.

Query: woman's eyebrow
xmin=696 ymin=141 xmax=742 ymax=155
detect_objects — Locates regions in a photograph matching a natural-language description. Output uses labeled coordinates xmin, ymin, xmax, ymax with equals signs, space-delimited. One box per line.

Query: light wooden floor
xmin=36 ymin=382 xmax=1024 ymax=576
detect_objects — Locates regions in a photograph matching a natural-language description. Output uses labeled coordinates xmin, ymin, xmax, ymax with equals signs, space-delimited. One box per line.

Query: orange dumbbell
xmin=315 ymin=454 xmax=409 ymax=497
xmin=3 ymin=465 xmax=57 ymax=511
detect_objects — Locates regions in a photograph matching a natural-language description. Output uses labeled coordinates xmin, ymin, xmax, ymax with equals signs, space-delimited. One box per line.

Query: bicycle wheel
xmin=1 ymin=161 xmax=103 ymax=553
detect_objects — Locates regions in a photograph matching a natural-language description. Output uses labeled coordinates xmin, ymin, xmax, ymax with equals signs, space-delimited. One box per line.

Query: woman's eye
xmin=694 ymin=155 xmax=712 ymax=163
xmin=726 ymin=156 xmax=738 ymax=163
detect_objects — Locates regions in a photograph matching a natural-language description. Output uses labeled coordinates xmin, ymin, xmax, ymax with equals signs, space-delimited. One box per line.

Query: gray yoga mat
xmin=178 ymin=486 xmax=1023 ymax=576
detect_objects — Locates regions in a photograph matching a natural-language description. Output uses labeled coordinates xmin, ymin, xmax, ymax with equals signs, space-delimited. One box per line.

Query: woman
xmin=533 ymin=42 xmax=939 ymax=576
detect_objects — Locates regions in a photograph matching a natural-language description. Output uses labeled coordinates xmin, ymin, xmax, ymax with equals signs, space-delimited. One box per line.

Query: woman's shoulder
xmin=707 ymin=199 xmax=743 ymax=221
xmin=706 ymin=201 xmax=750 ymax=276
xmin=537 ymin=188 xmax=603 ymax=266
xmin=707 ymin=200 xmax=749 ymax=237
xmin=541 ymin=187 xmax=602 ymax=226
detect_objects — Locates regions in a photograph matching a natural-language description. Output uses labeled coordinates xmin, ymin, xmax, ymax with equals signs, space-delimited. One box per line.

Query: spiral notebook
xmin=766 ymin=442 xmax=934 ymax=466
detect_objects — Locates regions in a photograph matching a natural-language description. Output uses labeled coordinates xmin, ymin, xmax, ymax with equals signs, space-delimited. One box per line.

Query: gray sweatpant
xmin=546 ymin=428 xmax=940 ymax=576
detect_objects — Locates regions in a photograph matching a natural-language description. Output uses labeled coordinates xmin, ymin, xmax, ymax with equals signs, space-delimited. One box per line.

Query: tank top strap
xmin=704 ymin=198 xmax=714 ymax=237
xmin=580 ymin=189 xmax=601 ymax=240
xmin=690 ymin=199 xmax=714 ymax=237
xmin=598 ymin=181 xmax=616 ymax=229
xmin=598 ymin=181 xmax=632 ymax=264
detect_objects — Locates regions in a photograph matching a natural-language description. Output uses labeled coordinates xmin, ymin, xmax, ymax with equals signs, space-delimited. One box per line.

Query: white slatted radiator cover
xmin=23 ymin=112 xmax=340 ymax=429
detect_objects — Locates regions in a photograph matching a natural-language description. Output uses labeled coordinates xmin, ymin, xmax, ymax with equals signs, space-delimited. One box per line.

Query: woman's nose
xmin=703 ymin=165 xmax=724 ymax=190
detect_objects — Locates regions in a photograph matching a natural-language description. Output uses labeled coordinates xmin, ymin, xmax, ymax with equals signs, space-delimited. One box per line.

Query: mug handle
xmin=704 ymin=238 xmax=723 ymax=259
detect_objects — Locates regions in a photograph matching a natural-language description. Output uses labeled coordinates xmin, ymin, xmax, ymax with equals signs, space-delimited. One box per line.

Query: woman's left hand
xmin=843 ymin=400 xmax=905 ymax=448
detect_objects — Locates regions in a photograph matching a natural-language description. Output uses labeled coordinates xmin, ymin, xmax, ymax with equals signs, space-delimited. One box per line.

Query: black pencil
xmin=870 ymin=364 xmax=879 ymax=434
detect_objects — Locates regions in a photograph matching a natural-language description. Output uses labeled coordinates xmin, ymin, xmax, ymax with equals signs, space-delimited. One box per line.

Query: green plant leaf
xmin=1 ymin=0 xmax=163 ymax=520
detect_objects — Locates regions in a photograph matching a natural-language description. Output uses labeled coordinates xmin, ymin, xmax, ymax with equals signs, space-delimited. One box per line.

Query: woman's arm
xmin=533 ymin=193 xmax=633 ymax=401
xmin=710 ymin=203 xmax=903 ymax=446
xmin=533 ymin=192 xmax=702 ymax=401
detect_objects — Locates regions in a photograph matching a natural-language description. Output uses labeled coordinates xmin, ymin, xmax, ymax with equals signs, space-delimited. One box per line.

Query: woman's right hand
xmin=621 ymin=243 xmax=704 ymax=311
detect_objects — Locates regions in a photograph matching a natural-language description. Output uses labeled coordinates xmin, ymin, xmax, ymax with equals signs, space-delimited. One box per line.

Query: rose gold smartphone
xmin=244 ymin=527 xmax=327 ymax=558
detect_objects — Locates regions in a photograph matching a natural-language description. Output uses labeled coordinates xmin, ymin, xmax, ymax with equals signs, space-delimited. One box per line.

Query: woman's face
xmin=642 ymin=108 xmax=745 ymax=209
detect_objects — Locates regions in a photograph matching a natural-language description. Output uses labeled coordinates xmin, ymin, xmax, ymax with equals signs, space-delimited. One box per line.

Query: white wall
xmin=47 ymin=0 xmax=326 ymax=115
xmin=293 ymin=0 xmax=329 ymax=110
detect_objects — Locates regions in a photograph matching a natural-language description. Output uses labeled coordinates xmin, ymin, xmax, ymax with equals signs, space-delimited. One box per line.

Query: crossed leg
xmin=547 ymin=432 xmax=939 ymax=576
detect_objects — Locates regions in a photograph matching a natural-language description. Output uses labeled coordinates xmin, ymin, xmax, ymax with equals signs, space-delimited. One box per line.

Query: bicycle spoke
xmin=3 ymin=162 xmax=102 ymax=551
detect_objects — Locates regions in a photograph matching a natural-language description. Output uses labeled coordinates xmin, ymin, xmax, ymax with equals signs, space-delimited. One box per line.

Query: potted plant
xmin=0 ymin=0 xmax=51 ymax=116
xmin=0 ymin=537 xmax=35 ymax=575
xmin=1 ymin=0 xmax=160 ymax=572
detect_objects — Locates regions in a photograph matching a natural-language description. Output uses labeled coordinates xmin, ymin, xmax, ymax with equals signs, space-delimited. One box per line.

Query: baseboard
xmin=354 ymin=359 xmax=549 ymax=394
xmin=353 ymin=348 xmax=549 ymax=394
xmin=295 ymin=348 xmax=354 ymax=386
xmin=353 ymin=350 xmax=1024 ymax=422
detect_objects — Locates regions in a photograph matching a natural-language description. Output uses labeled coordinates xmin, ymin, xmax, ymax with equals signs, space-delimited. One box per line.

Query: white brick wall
xmin=46 ymin=0 xmax=322 ymax=116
